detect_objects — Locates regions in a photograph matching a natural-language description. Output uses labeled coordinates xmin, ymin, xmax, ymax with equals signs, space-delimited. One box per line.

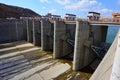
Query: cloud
xmin=118 ymin=0 xmax=120 ymax=4
xmin=49 ymin=9 xmax=57 ymax=14
xmin=41 ymin=7 xmax=46 ymax=9
xmin=98 ymin=8 xmax=114 ymax=17
xmin=61 ymin=0 xmax=114 ymax=17
xmin=55 ymin=0 xmax=71 ymax=5
xmin=54 ymin=0 xmax=114 ymax=17
xmin=40 ymin=0 xmax=49 ymax=3
xmin=99 ymin=8 xmax=113 ymax=14
xmin=64 ymin=0 xmax=101 ymax=11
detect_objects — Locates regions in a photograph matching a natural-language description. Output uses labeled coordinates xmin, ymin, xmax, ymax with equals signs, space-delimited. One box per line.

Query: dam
xmin=0 ymin=18 xmax=120 ymax=80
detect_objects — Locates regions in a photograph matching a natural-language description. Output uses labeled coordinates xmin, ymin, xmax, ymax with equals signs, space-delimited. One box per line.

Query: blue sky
xmin=0 ymin=0 xmax=120 ymax=18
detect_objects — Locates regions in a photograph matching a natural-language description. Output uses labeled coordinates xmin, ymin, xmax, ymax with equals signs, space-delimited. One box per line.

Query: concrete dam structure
xmin=0 ymin=18 xmax=120 ymax=80
xmin=40 ymin=20 xmax=108 ymax=71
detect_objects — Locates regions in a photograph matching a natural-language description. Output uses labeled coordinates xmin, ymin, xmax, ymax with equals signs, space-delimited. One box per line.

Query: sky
xmin=0 ymin=0 xmax=120 ymax=18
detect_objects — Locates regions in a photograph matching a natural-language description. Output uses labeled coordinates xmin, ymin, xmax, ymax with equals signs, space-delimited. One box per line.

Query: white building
xmin=87 ymin=12 xmax=100 ymax=21
xmin=51 ymin=15 xmax=61 ymax=20
xmin=42 ymin=13 xmax=61 ymax=20
xmin=65 ymin=13 xmax=76 ymax=21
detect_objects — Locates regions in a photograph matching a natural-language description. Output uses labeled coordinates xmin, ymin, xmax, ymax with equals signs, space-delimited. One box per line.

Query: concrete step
xmin=0 ymin=60 xmax=29 ymax=74
xmin=25 ymin=74 xmax=43 ymax=80
xmin=0 ymin=57 xmax=27 ymax=70
xmin=38 ymin=63 xmax=71 ymax=80
xmin=4 ymin=58 xmax=53 ymax=80
xmin=0 ymin=55 xmax=25 ymax=65
xmin=0 ymin=41 xmax=91 ymax=80
xmin=0 ymin=49 xmax=52 ymax=80
xmin=0 ymin=55 xmax=52 ymax=80
xmin=0 ymin=46 xmax=35 ymax=56
xmin=30 ymin=55 xmax=52 ymax=64
xmin=0 ymin=41 xmax=28 ymax=49
xmin=0 ymin=47 xmax=40 ymax=59
xmin=0 ymin=43 xmax=34 ymax=52
xmin=9 ymin=61 xmax=58 ymax=80
xmin=1 ymin=65 xmax=32 ymax=80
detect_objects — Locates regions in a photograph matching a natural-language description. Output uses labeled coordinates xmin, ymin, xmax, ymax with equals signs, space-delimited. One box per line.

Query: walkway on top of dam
xmin=48 ymin=17 xmax=120 ymax=26
xmin=63 ymin=21 xmax=120 ymax=26
xmin=0 ymin=41 xmax=91 ymax=80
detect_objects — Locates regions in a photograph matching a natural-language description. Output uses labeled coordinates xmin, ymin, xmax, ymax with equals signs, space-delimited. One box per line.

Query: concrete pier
xmin=53 ymin=21 xmax=66 ymax=58
xmin=27 ymin=20 xmax=33 ymax=43
xmin=53 ymin=21 xmax=73 ymax=58
xmin=41 ymin=20 xmax=54 ymax=51
xmin=33 ymin=20 xmax=41 ymax=46
xmin=73 ymin=21 xmax=92 ymax=70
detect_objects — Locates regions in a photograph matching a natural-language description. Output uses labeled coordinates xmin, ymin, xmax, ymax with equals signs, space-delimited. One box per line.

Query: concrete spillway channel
xmin=1 ymin=19 xmax=119 ymax=80
xmin=0 ymin=41 xmax=91 ymax=80
xmin=41 ymin=20 xmax=75 ymax=59
xmin=26 ymin=19 xmax=109 ymax=79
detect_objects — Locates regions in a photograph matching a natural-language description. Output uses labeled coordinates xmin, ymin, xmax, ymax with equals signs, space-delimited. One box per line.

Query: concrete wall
xmin=66 ymin=24 xmax=76 ymax=40
xmin=27 ymin=19 xmax=33 ymax=43
xmin=91 ymin=25 xmax=108 ymax=45
xmin=41 ymin=20 xmax=54 ymax=51
xmin=73 ymin=21 xmax=95 ymax=70
xmin=0 ymin=19 xmax=27 ymax=44
xmin=53 ymin=21 xmax=75 ymax=58
xmin=73 ymin=22 xmax=108 ymax=70
xmin=33 ymin=20 xmax=41 ymax=46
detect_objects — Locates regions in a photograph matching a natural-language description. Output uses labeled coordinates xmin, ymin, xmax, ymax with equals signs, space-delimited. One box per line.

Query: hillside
xmin=0 ymin=3 xmax=41 ymax=19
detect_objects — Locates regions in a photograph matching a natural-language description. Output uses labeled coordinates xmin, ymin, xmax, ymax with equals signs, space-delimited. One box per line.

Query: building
xmin=51 ymin=15 xmax=61 ymax=20
xmin=87 ymin=12 xmax=100 ymax=21
xmin=65 ymin=13 xmax=76 ymax=21
xmin=42 ymin=13 xmax=61 ymax=20
xmin=112 ymin=12 xmax=120 ymax=18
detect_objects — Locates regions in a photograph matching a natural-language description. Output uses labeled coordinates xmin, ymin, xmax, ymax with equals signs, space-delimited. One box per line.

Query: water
xmin=106 ymin=26 xmax=120 ymax=44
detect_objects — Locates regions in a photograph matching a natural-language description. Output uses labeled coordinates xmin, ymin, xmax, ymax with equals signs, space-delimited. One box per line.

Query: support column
xmin=26 ymin=19 xmax=29 ymax=42
xmin=27 ymin=19 xmax=33 ymax=42
xmin=33 ymin=20 xmax=41 ymax=46
xmin=41 ymin=20 xmax=53 ymax=51
xmin=73 ymin=21 xmax=90 ymax=70
xmin=53 ymin=21 xmax=69 ymax=58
